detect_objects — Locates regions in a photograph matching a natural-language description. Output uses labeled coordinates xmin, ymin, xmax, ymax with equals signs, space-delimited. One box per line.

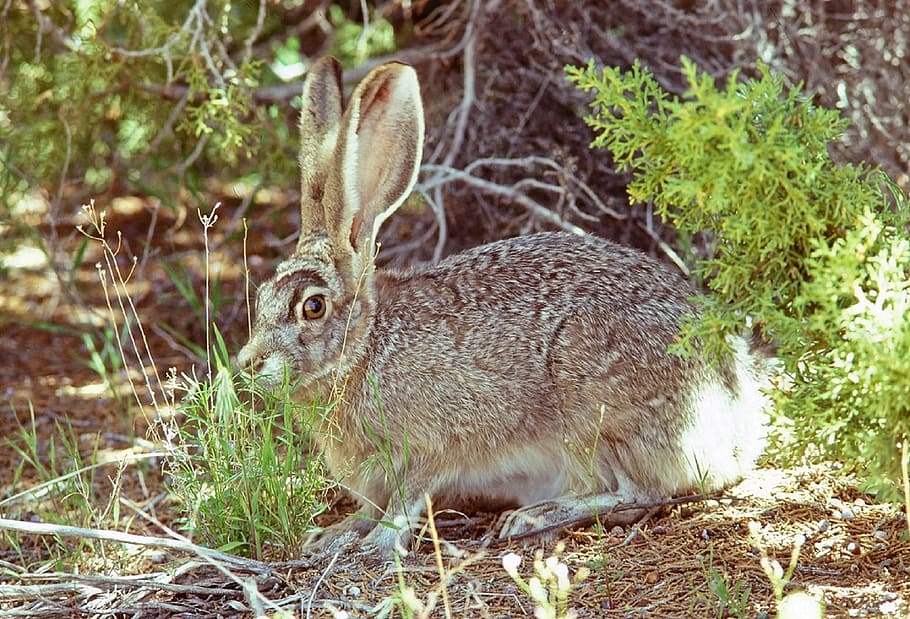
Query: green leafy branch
xmin=567 ymin=57 xmax=910 ymax=502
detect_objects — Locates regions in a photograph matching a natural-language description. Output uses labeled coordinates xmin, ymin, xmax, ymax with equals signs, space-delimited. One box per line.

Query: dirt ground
xmin=0 ymin=196 xmax=908 ymax=618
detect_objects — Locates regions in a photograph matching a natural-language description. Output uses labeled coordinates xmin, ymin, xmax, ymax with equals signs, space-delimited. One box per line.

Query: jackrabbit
xmin=235 ymin=56 xmax=770 ymax=555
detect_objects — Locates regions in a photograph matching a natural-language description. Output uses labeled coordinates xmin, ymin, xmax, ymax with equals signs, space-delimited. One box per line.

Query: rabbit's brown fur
xmin=236 ymin=57 xmax=770 ymax=555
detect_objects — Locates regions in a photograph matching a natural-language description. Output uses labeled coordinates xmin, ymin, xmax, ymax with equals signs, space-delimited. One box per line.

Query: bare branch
xmin=0 ymin=517 xmax=264 ymax=570
xmin=422 ymin=163 xmax=589 ymax=237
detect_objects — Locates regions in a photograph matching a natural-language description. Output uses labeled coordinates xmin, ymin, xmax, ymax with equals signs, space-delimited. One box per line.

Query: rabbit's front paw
xmin=361 ymin=522 xmax=410 ymax=558
xmin=302 ymin=528 xmax=359 ymax=557
xmin=302 ymin=515 xmax=374 ymax=556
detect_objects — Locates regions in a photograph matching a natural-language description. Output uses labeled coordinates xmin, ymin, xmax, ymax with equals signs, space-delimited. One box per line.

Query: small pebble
xmin=645 ymin=571 xmax=660 ymax=584
xmin=816 ymin=519 xmax=830 ymax=533
xmin=347 ymin=586 xmax=361 ymax=597
xmin=873 ymin=530 xmax=888 ymax=540
xmin=881 ymin=600 xmax=899 ymax=613
xmin=839 ymin=508 xmax=855 ymax=521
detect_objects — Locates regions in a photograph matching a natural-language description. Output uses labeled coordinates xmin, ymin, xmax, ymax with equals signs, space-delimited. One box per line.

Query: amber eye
xmin=301 ymin=295 xmax=326 ymax=319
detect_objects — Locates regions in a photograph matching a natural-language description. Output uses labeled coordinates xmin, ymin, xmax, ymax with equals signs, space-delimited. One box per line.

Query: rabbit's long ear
xmin=329 ymin=62 xmax=424 ymax=259
xmin=297 ymin=56 xmax=344 ymax=248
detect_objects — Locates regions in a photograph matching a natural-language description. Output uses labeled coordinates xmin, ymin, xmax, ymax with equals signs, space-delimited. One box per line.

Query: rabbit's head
xmin=235 ymin=57 xmax=424 ymax=388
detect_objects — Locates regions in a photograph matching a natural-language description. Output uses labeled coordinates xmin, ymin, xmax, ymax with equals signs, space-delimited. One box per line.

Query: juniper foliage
xmin=568 ymin=58 xmax=910 ymax=501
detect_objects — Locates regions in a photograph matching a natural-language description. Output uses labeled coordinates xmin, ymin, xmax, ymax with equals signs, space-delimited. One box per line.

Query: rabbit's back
xmin=372 ymin=230 xmax=702 ymax=403
xmin=376 ymin=231 xmax=695 ymax=356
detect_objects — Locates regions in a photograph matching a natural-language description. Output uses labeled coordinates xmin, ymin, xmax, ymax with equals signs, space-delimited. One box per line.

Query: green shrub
xmin=1 ymin=2 xmax=274 ymax=199
xmin=567 ymin=57 xmax=910 ymax=501
xmin=165 ymin=362 xmax=330 ymax=560
xmin=0 ymin=2 xmax=398 ymax=213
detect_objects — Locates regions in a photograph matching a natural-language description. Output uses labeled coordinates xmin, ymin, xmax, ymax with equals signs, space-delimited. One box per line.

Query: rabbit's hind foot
xmin=495 ymin=492 xmax=652 ymax=543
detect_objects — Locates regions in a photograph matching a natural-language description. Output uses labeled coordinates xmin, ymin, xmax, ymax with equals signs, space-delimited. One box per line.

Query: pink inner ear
xmin=351 ymin=76 xmax=394 ymax=249
xmin=342 ymin=64 xmax=420 ymax=255
xmin=357 ymin=78 xmax=392 ymax=134
xmin=349 ymin=210 xmax=364 ymax=248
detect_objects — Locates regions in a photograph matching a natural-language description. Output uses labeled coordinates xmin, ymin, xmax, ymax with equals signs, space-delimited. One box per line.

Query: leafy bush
xmin=567 ymin=58 xmax=910 ymax=501
xmin=3 ymin=2 xmax=267 ymax=198
xmin=165 ymin=361 xmax=329 ymax=560
xmin=0 ymin=1 xmax=398 ymax=216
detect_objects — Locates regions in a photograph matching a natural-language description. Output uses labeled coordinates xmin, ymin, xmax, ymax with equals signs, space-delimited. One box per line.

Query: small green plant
xmin=76 ymin=199 xmax=331 ymax=559
xmin=2 ymin=404 xmax=129 ymax=565
xmin=81 ymin=324 xmax=131 ymax=405
xmin=166 ymin=204 xmax=330 ymax=559
xmin=748 ymin=521 xmax=824 ymax=618
xmin=687 ymin=454 xmax=712 ymax=498
xmin=502 ymin=543 xmax=590 ymax=619
xmin=6 ymin=406 xmax=97 ymax=527
xmin=163 ymin=357 xmax=330 ymax=559
xmin=567 ymin=57 xmax=910 ymax=503
xmin=695 ymin=546 xmax=752 ymax=619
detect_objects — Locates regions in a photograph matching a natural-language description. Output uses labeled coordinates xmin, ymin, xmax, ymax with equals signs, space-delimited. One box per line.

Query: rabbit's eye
xmin=301 ymin=295 xmax=327 ymax=320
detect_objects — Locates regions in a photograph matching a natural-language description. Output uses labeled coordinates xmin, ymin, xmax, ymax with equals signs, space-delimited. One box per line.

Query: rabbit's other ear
xmin=331 ymin=62 xmax=424 ymax=258
xmin=297 ymin=56 xmax=344 ymax=249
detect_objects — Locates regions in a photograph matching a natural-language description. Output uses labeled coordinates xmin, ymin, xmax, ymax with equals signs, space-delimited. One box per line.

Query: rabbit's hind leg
xmin=495 ymin=491 xmax=651 ymax=542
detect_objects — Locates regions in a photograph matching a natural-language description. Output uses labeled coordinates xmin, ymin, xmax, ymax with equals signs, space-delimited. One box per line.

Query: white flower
xmin=543 ymin=555 xmax=560 ymax=579
xmin=528 ymin=576 xmax=547 ymax=604
xmin=502 ymin=552 xmax=522 ymax=576
xmin=553 ymin=561 xmax=570 ymax=592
